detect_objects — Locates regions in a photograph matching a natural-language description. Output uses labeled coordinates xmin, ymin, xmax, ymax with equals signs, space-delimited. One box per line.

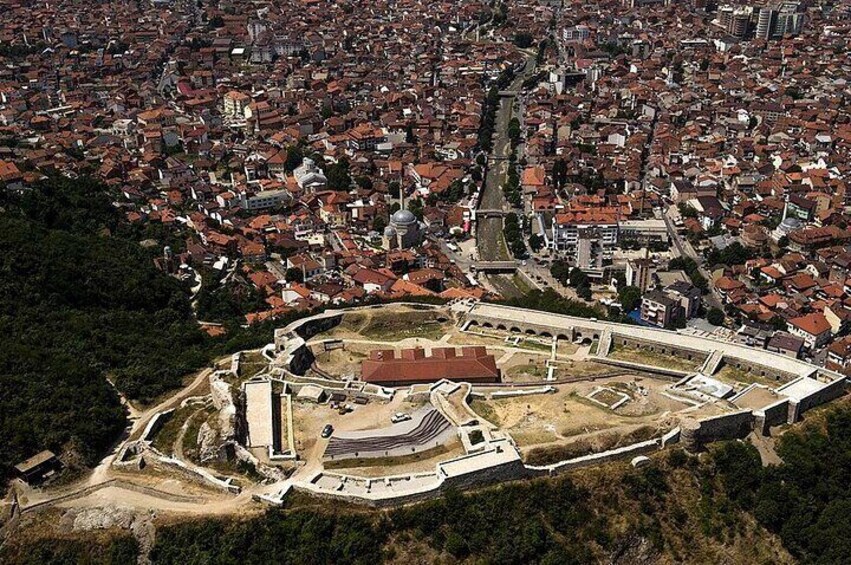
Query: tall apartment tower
xmin=756 ymin=3 xmax=804 ymax=40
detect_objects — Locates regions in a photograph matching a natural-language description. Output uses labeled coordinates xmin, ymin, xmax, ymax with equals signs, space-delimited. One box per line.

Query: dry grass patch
xmin=609 ymin=346 xmax=700 ymax=372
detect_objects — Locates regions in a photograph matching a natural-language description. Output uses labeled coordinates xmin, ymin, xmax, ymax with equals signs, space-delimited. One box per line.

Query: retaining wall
xmin=610 ymin=336 xmax=707 ymax=365
xmin=141 ymin=409 xmax=175 ymax=442
xmin=681 ymin=410 xmax=754 ymax=451
xmin=292 ymin=457 xmax=528 ymax=509
xmin=527 ymin=438 xmax=663 ymax=477
xmin=794 ymin=377 xmax=848 ymax=420
xmin=19 ymin=479 xmax=204 ymax=514
xmin=590 ymin=356 xmax=689 ymax=379
xmin=754 ymin=398 xmax=790 ymax=435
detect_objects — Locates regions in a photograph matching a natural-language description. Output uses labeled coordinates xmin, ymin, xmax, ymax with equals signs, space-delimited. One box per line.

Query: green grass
xmin=512 ymin=273 xmax=533 ymax=294
xmin=608 ymin=346 xmax=699 ymax=372
xmin=360 ymin=312 xmax=449 ymax=341
xmin=517 ymin=339 xmax=552 ymax=352
xmin=505 ymin=363 xmax=548 ymax=380
xmin=470 ymin=399 xmax=501 ymax=426
xmin=150 ymin=406 xmax=194 ymax=455
xmin=182 ymin=407 xmax=215 ymax=463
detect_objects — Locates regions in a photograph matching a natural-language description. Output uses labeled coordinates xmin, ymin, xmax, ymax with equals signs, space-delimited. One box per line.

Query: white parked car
xmin=391 ymin=412 xmax=412 ymax=423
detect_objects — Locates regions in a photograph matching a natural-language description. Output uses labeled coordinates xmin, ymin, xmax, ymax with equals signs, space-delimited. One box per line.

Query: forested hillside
xmin=11 ymin=403 xmax=851 ymax=564
xmin=714 ymin=404 xmax=851 ymax=563
xmin=0 ymin=178 xmax=275 ymax=484
xmin=1 ymin=441 xmax=790 ymax=565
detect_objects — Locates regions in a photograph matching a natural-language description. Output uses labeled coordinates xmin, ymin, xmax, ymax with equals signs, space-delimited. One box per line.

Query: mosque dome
xmin=391 ymin=209 xmax=417 ymax=226
xmin=779 ymin=217 xmax=801 ymax=231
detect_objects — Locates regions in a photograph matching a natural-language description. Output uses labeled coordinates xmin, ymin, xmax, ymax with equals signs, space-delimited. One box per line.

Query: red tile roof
xmin=361 ymin=346 xmax=499 ymax=385
xmin=789 ymin=312 xmax=831 ymax=336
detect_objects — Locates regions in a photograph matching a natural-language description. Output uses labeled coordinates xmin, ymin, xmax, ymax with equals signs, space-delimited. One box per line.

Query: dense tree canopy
xmin=502 ymin=288 xmax=604 ymax=319
xmin=0 ymin=177 xmax=279 ymax=485
xmin=668 ymin=256 xmax=708 ymax=293
xmin=712 ymin=403 xmax=851 ymax=563
xmin=618 ymin=285 xmax=642 ymax=313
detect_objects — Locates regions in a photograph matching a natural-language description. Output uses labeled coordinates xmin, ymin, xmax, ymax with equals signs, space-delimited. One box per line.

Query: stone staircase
xmin=701 ymin=350 xmax=724 ymax=375
xmin=596 ymin=328 xmax=613 ymax=357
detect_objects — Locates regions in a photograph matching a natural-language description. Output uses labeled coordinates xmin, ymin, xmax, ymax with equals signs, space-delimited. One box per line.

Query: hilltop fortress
xmin=232 ymin=300 xmax=847 ymax=507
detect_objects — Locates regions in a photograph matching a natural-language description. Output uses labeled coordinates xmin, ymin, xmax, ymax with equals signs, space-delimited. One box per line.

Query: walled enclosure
xmin=248 ymin=302 xmax=849 ymax=508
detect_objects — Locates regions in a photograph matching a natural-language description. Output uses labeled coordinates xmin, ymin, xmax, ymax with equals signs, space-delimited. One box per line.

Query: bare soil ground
xmin=525 ymin=424 xmax=662 ymax=466
xmin=589 ymin=388 xmax=627 ymax=407
xmin=311 ymin=345 xmax=369 ymax=377
xmin=469 ymin=376 xmax=691 ymax=455
xmin=502 ymin=362 xmax=550 ymax=382
xmin=733 ymin=386 xmax=783 ymax=410
xmin=289 ymin=395 xmax=429 ymax=466
xmin=451 ymin=329 xmax=578 ymax=356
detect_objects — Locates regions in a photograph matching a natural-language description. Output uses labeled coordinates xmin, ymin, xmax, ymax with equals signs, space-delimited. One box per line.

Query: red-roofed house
xmin=787 ymin=313 xmax=832 ymax=349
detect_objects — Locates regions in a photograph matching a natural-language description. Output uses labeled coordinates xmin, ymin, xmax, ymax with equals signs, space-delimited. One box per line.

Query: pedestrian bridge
xmin=473 ymin=209 xmax=506 ymax=219
xmin=470 ymin=261 xmax=517 ymax=273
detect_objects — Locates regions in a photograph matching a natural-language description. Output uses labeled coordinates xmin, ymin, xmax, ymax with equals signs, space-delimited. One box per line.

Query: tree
xmin=513 ymin=32 xmax=534 ymax=49
xmin=407 ymin=198 xmax=423 ymax=221
xmin=326 ymin=158 xmax=352 ymax=190
xmin=569 ymin=267 xmax=589 ymax=288
xmin=285 ymin=267 xmax=304 ymax=283
xmin=550 ymin=260 xmax=569 ymax=285
xmin=507 ymin=117 xmax=521 ymax=147
xmin=707 ymin=307 xmax=725 ymax=326
xmin=355 ymin=176 xmax=373 ymax=190
xmin=440 ymin=180 xmax=465 ymax=204
xmin=618 ymin=286 xmax=642 ymax=313
xmin=678 ymin=203 xmax=698 ymax=218
xmin=706 ymin=242 xmax=753 ymax=268
xmin=372 ymin=215 xmax=387 ymax=234
xmin=529 ymin=234 xmax=544 ymax=252
xmin=284 ymin=144 xmax=304 ymax=172
xmin=552 ymin=159 xmax=568 ymax=190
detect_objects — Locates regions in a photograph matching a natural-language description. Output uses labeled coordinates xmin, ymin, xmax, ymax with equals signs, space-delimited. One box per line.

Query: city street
xmin=663 ymin=206 xmax=723 ymax=310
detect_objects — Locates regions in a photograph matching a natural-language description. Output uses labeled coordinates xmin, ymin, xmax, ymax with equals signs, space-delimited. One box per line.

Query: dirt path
xmin=19 ymin=367 xmax=217 ymax=510
xmin=748 ymin=432 xmax=783 ymax=466
xmin=131 ymin=368 xmax=214 ymax=438
xmin=55 ymin=484 xmax=260 ymax=516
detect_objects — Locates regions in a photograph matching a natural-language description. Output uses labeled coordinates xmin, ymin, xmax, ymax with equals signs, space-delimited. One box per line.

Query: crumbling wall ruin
xmin=680 ymin=411 xmax=754 ymax=452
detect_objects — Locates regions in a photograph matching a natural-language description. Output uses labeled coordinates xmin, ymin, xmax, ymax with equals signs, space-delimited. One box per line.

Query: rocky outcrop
xmin=209 ymin=372 xmax=236 ymax=441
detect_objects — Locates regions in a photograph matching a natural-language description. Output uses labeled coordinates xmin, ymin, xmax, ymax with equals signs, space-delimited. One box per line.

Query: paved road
xmin=662 ymin=210 xmax=723 ymax=310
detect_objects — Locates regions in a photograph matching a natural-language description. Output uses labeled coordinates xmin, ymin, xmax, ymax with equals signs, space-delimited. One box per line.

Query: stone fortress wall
xmin=754 ymin=398 xmax=791 ymax=435
xmin=253 ymin=301 xmax=848 ymax=508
